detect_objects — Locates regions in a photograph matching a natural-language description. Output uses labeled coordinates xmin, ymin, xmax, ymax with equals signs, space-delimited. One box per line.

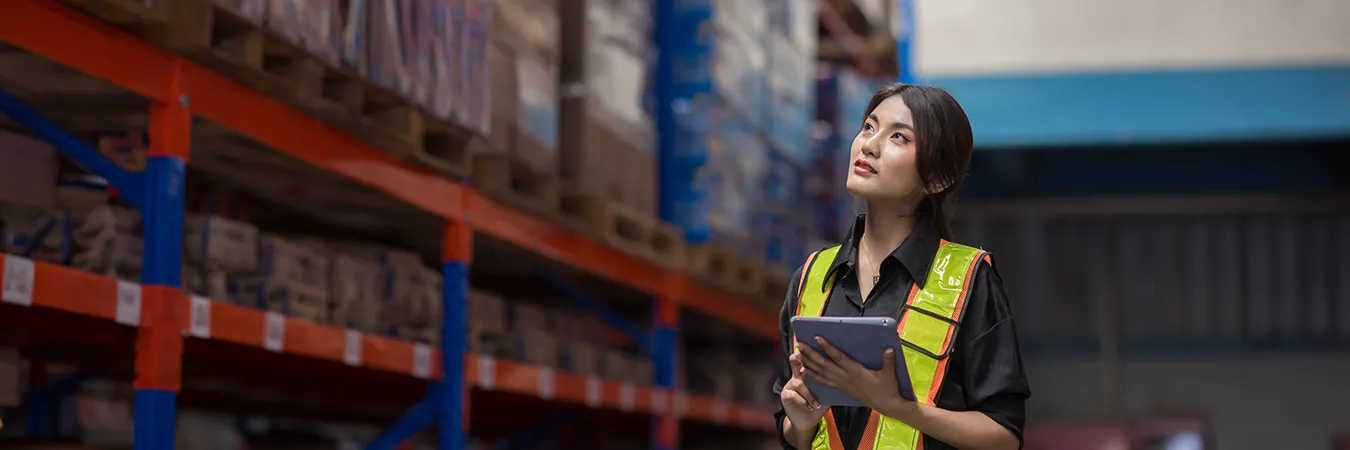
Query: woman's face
xmin=845 ymin=95 xmax=924 ymax=202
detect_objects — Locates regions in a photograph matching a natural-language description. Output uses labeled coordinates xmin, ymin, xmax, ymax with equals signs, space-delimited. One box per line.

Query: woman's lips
xmin=853 ymin=159 xmax=877 ymax=175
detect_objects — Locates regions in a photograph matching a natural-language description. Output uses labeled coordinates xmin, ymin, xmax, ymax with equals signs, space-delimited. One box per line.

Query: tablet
xmin=790 ymin=316 xmax=915 ymax=407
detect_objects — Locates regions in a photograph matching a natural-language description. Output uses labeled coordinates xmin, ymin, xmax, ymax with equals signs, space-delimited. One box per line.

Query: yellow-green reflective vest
xmin=793 ymin=239 xmax=988 ymax=450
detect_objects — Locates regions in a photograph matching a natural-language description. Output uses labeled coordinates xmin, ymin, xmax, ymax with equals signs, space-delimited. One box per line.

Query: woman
xmin=772 ymin=83 xmax=1030 ymax=450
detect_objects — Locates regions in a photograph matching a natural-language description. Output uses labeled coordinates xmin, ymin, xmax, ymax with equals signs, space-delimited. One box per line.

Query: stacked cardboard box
xmin=559 ymin=0 xmax=657 ymax=214
xmin=551 ymin=306 xmax=606 ymax=375
xmin=327 ymin=254 xmax=386 ymax=333
xmin=507 ymin=301 xmax=558 ymax=367
xmin=71 ymin=206 xmax=143 ymax=281
xmin=243 ymin=235 xmax=332 ymax=323
xmin=184 ymin=214 xmax=260 ymax=300
xmin=765 ymin=0 xmax=819 ymax=164
xmin=496 ymin=0 xmax=560 ymax=175
xmin=468 ymin=289 xmax=509 ymax=355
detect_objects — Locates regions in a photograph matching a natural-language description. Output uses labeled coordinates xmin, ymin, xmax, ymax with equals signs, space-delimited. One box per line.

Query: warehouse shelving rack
xmin=0 ymin=1 xmax=780 ymax=449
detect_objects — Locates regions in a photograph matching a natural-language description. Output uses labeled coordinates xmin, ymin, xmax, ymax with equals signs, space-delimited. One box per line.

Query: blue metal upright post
xmin=440 ymin=220 xmax=473 ymax=450
xmin=0 ymin=67 xmax=187 ymax=450
xmin=134 ymin=62 xmax=190 ymax=450
xmin=895 ymin=0 xmax=916 ymax=84
xmin=651 ymin=278 xmax=681 ymax=450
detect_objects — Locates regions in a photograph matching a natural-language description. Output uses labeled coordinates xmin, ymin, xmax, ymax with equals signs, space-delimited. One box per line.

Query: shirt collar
xmin=823 ymin=214 xmax=942 ymax=290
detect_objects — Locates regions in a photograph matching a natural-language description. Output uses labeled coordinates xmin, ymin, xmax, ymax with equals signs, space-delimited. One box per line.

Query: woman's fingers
xmin=789 ymin=352 xmax=806 ymax=378
xmin=799 ymin=344 xmax=830 ymax=368
xmin=804 ymin=366 xmax=841 ymax=388
xmin=815 ymin=337 xmax=851 ymax=366
xmin=783 ymin=385 xmax=822 ymax=413
xmin=788 ymin=378 xmax=821 ymax=409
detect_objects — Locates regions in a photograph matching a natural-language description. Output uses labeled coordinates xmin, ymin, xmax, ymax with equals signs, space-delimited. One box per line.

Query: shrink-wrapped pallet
xmin=264 ymin=0 xmax=342 ymax=64
xmin=498 ymin=0 xmax=559 ymax=169
xmin=340 ymin=0 xmax=370 ymax=74
xmin=368 ymin=1 xmax=432 ymax=105
xmin=463 ymin=0 xmax=493 ymax=134
xmin=558 ymin=0 xmax=656 ymax=213
xmin=367 ymin=1 xmax=408 ymax=95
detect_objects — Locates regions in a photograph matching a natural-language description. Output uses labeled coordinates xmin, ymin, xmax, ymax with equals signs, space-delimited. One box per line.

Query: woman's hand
xmin=800 ymin=336 xmax=912 ymax=413
xmin=782 ymin=349 xmax=828 ymax=444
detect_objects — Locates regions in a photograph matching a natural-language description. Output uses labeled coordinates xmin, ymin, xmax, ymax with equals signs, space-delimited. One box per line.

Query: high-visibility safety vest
xmin=794 ymin=240 xmax=988 ymax=450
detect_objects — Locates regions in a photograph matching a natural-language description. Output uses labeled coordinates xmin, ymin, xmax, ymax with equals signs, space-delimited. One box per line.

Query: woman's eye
xmin=892 ymin=132 xmax=908 ymax=142
xmin=863 ymin=123 xmax=874 ymax=132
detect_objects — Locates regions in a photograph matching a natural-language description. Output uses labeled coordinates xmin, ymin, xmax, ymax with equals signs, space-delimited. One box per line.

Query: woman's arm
xmin=874 ymin=368 xmax=1021 ymax=450
xmin=773 ymin=266 xmax=812 ymax=449
xmin=893 ymin=259 xmax=1028 ymax=450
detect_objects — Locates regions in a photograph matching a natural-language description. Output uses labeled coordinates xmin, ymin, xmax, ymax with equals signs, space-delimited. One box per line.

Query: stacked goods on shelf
xmin=473 ymin=0 xmax=574 ymax=223
xmin=549 ymin=0 xmax=684 ymax=267
xmin=682 ymin=347 xmax=775 ymax=407
xmin=765 ymin=0 xmax=820 ymax=164
xmin=660 ymin=0 xmax=778 ymax=294
xmin=324 ymin=245 xmax=443 ymax=344
xmin=83 ymin=0 xmax=489 ymax=177
xmin=466 ymin=289 xmax=653 ymax=384
xmin=550 ymin=305 xmax=609 ymax=377
xmin=184 ymin=215 xmax=259 ymax=301
xmin=753 ymin=0 xmax=820 ymax=297
xmin=241 ymin=235 xmax=333 ymax=323
xmin=810 ymin=67 xmax=884 ymax=243
xmin=559 ymin=0 xmax=658 ymax=214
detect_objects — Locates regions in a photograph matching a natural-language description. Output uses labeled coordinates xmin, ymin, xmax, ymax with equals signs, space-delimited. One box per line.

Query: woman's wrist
xmin=877 ymin=395 xmax=923 ymax=424
xmin=783 ymin=415 xmax=819 ymax=449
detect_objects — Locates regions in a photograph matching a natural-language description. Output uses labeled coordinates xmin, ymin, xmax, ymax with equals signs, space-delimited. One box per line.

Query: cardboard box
xmin=185 ymin=215 xmax=260 ymax=273
xmin=513 ymin=328 xmax=558 ymax=367
xmin=561 ymin=340 xmax=599 ymax=375
xmin=241 ymin=278 xmax=330 ymax=323
xmin=600 ymin=350 xmax=632 ymax=381
xmin=469 ymin=289 xmax=508 ymax=334
xmin=0 ymin=130 xmax=58 ymax=209
xmin=509 ymin=302 xmax=549 ymax=332
xmin=258 ymin=234 xmax=331 ymax=289
xmin=329 ymin=255 xmax=386 ymax=332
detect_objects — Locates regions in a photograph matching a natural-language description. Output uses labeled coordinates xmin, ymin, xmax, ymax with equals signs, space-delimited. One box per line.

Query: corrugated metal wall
xmin=955 ymin=198 xmax=1350 ymax=348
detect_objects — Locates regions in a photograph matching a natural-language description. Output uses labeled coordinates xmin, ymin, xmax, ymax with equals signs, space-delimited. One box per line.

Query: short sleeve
xmin=952 ymin=256 xmax=1031 ymax=444
xmin=772 ymin=265 xmax=804 ymax=449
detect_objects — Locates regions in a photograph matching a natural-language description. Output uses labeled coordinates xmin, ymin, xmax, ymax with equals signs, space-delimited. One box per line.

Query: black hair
xmin=861 ymin=83 xmax=974 ymax=241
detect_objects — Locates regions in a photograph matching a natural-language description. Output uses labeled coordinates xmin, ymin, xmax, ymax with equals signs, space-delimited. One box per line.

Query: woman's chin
xmin=845 ymin=179 xmax=882 ymax=198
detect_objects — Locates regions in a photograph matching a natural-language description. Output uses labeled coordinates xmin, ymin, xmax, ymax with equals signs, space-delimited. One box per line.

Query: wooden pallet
xmin=130 ymin=1 xmax=471 ymax=178
xmin=471 ymin=152 xmax=558 ymax=219
xmin=686 ymin=244 xmax=764 ymax=296
xmin=594 ymin=201 xmax=685 ymax=269
xmin=759 ymin=266 xmax=791 ymax=313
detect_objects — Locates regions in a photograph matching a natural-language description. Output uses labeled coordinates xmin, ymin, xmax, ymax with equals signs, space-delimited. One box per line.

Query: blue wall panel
xmin=922 ymin=65 xmax=1350 ymax=148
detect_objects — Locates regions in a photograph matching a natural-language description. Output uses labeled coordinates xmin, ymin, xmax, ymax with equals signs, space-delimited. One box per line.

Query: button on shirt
xmin=771 ymin=215 xmax=1031 ymax=450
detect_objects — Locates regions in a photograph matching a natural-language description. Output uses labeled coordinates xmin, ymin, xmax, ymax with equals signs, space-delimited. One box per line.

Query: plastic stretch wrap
xmin=583 ymin=0 xmax=655 ymax=152
xmin=500 ymin=0 xmax=558 ymax=151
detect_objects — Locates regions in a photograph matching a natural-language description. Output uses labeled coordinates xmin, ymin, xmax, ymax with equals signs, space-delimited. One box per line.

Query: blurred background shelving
xmin=0 ymin=0 xmax=1348 ymax=449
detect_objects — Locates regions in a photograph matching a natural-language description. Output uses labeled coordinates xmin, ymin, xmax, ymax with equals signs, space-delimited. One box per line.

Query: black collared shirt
xmin=772 ymin=215 xmax=1031 ymax=450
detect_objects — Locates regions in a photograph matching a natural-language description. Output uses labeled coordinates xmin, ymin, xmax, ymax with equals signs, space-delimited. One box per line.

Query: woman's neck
xmin=860 ymin=202 xmax=919 ymax=261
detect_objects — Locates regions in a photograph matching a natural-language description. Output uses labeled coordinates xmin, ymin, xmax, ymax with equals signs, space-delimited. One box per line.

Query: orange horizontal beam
xmin=1 ymin=255 xmax=773 ymax=431
xmin=0 ymin=0 xmax=778 ymax=338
